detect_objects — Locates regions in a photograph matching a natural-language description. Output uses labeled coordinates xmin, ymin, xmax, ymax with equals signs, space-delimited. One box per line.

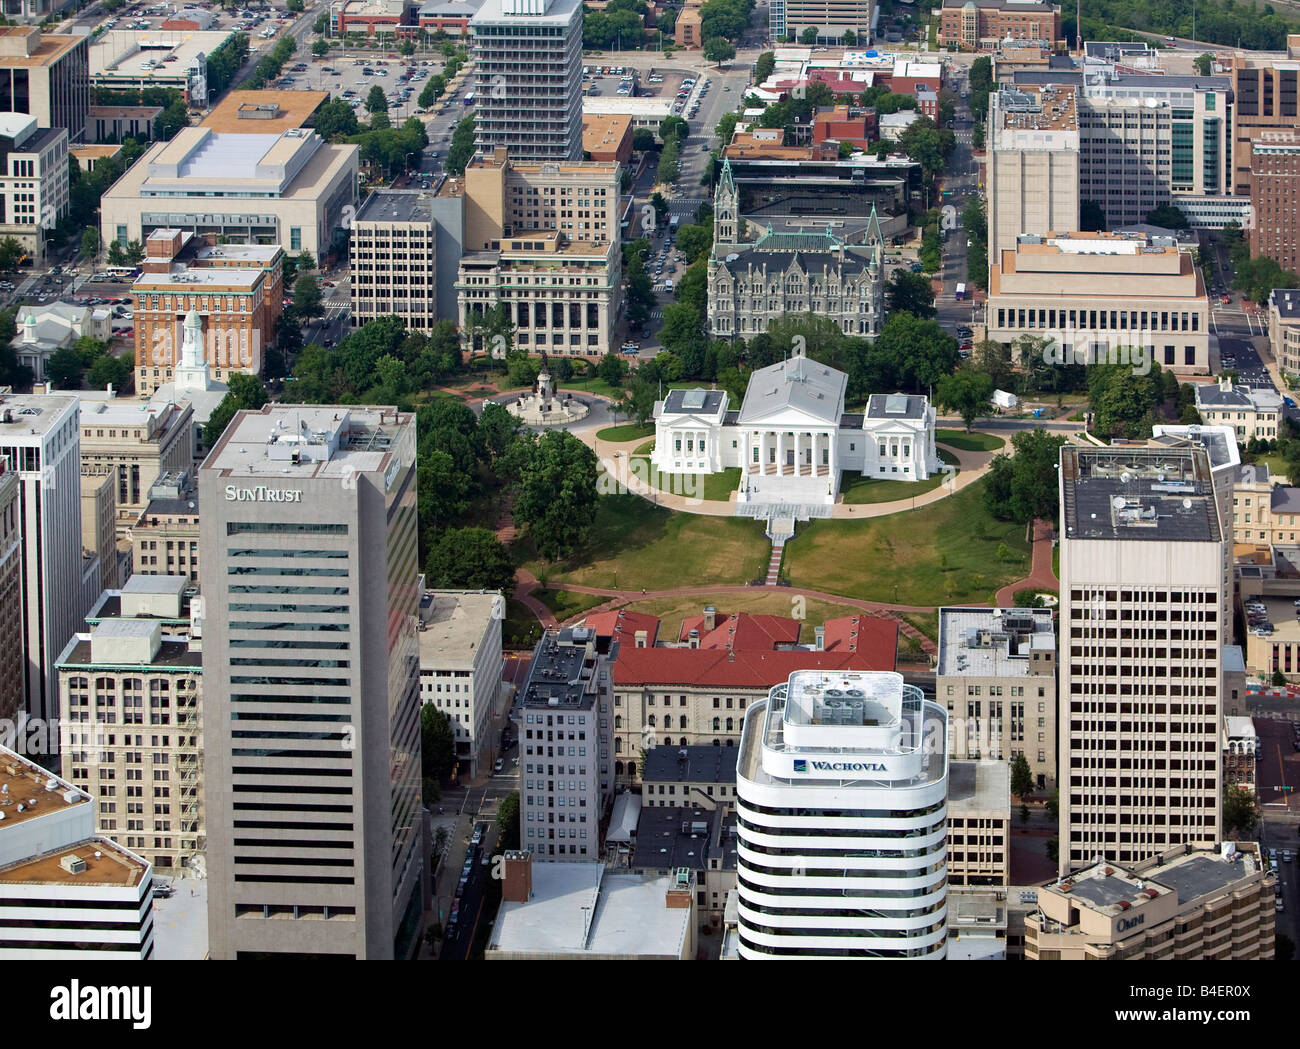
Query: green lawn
xmin=623 ymin=457 xmax=742 ymax=502
xmin=1254 ymin=453 xmax=1292 ymax=481
xmin=503 ymin=598 xmax=543 ymax=648
xmin=936 ymin=429 xmax=1005 ymax=453
xmin=634 ymin=439 xmax=655 ymax=456
xmin=783 ymin=480 xmax=1032 ymax=606
xmin=839 ymin=448 xmax=959 ymax=505
xmin=900 ymin=611 xmax=940 ymax=643
xmin=518 ymin=493 xmax=769 ymax=590
xmin=557 ymin=377 xmax=623 ymax=400
xmin=596 ymin=421 xmax=655 ymax=442
xmin=533 ymin=588 xmax=608 ymax=620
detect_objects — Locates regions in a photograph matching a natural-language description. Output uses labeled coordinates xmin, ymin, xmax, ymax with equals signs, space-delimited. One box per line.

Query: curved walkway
xmin=993 ymin=519 xmax=1058 ymax=607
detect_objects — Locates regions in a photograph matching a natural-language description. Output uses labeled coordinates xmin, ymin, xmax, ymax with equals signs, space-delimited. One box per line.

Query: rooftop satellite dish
xmin=1120 ymin=472 xmax=1133 ymax=484
xmin=1111 ymin=495 xmax=1126 ymax=509
xmin=1183 ymin=498 xmax=1192 ymax=509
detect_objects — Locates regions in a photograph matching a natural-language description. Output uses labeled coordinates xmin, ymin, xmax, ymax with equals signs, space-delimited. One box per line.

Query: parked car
xmin=494 ymin=758 xmax=504 ymax=773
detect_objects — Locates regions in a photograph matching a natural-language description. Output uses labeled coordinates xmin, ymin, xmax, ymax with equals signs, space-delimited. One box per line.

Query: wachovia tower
xmin=735 ymin=669 xmax=950 ymax=959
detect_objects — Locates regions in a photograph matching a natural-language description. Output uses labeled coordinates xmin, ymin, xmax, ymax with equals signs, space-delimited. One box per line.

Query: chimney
xmin=814 ymin=626 xmax=825 ymax=651
xmin=703 ymin=606 xmax=717 ymax=632
xmin=501 ymin=850 xmax=533 ymax=904
xmin=634 ymin=629 xmax=647 ymax=649
xmin=665 ymin=868 xmax=694 ymax=909
xmin=688 ymin=629 xmax=700 ymax=649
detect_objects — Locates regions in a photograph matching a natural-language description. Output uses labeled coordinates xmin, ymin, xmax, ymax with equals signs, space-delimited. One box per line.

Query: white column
xmin=775 ymin=431 xmax=783 ymax=474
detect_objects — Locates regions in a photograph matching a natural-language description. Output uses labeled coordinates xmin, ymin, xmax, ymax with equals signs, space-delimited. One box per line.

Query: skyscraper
xmin=0 ymin=392 xmax=85 ymax=728
xmin=734 ymin=669 xmax=950 ymax=959
xmin=199 ymin=404 xmax=427 ymax=959
xmin=471 ymin=0 xmax=583 ymax=163
xmin=1058 ymin=445 xmax=1226 ymax=876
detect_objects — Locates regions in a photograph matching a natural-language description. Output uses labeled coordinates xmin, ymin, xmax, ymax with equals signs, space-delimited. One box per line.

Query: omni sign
xmin=224 ymin=486 xmax=304 ymax=503
xmin=1117 ymin=913 xmax=1145 ymax=933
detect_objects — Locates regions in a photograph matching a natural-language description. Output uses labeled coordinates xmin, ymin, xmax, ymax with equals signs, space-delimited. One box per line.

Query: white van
xmin=664 ymin=278 xmax=674 ymax=292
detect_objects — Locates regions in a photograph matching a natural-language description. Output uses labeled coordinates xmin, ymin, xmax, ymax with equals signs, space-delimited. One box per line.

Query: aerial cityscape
xmin=0 ymin=0 xmax=1298 ymax=986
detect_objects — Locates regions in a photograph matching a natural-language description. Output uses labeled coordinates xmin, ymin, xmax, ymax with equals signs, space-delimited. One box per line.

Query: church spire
xmin=713 ymin=155 xmax=738 ymax=249
xmin=864 ymin=202 xmax=883 ymax=247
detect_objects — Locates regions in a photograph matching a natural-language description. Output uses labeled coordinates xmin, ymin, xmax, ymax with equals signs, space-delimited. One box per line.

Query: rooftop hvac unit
xmin=62 ymin=789 xmax=80 ymax=804
xmin=60 ymin=854 xmax=87 ymax=875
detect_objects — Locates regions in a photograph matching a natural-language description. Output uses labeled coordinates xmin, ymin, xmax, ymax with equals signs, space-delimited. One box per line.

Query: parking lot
xmin=583 ymin=63 xmax=718 ymax=121
xmin=70 ymin=1 xmax=301 ymax=50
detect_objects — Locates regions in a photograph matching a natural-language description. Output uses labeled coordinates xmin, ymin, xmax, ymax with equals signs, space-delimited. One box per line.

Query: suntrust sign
xmin=224 ymin=485 xmax=304 ymax=503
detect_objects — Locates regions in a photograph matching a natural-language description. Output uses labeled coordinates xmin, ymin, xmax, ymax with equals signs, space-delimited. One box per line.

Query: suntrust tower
xmin=735 ymin=670 xmax=950 ymax=959
xmin=200 ymin=404 xmax=428 ymax=959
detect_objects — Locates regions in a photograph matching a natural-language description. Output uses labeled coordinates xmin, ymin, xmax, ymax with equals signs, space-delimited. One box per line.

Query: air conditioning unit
xmin=60 ymin=854 xmax=87 ymax=875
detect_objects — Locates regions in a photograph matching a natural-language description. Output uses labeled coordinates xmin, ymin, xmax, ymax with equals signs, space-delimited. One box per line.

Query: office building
xmin=77 ymin=396 xmax=193 ymax=530
xmin=471 ymin=0 xmax=583 ymax=163
xmin=80 ymin=473 xmax=117 ymax=595
xmin=938 ymin=0 xmax=1060 ymax=50
xmin=417 ymin=588 xmax=504 ymax=779
xmin=487 ymin=852 xmax=697 ymax=959
xmin=132 ymin=230 xmax=285 ymax=395
xmin=641 ymin=744 xmax=739 ymax=813
xmin=1249 ymin=132 xmax=1300 ymax=275
xmin=988 ymin=231 xmax=1212 ymax=375
xmin=630 ymin=804 xmax=737 ymax=926
xmin=86 ymin=104 xmax=162 ymax=144
xmin=453 ymin=148 xmax=622 ymax=358
xmin=200 ymin=404 xmax=427 ymax=960
xmin=518 ymin=628 xmax=613 ymax=861
xmin=675 ymin=0 xmax=702 ymax=48
xmin=199 ymin=90 xmax=329 ymax=135
xmin=734 ymin=669 xmax=950 ymax=959
xmin=0 ymin=462 xmax=21 ymax=723
xmin=988 ymin=85 xmax=1079 ymax=260
xmin=1229 ymin=39 xmax=1300 ymax=197
xmin=1269 ymin=288 xmax=1300 ymax=378
xmin=0 ymin=113 xmax=66 ymax=267
xmin=329 ymin=0 xmax=410 ymax=36
xmin=0 ymin=392 xmax=84 ymax=727
xmin=1058 ymin=445 xmax=1227 ymax=875
xmin=350 ymin=189 xmax=439 ymax=333
xmin=1223 ymin=716 xmax=1258 ymax=792
xmin=417 ymin=0 xmax=486 ymax=35
xmin=101 ymin=126 xmax=358 ymax=262
xmin=937 ymin=606 xmax=1057 ymax=792
xmin=1027 ymin=842 xmax=1275 ymax=960
xmin=947 ymin=759 xmax=1011 ymax=888
xmin=1194 ymin=377 xmax=1282 ymax=446
xmin=581 ymin=113 xmax=633 ymax=164
xmin=89 ymin=30 xmax=233 ymax=105
xmin=607 ymin=609 xmax=898 ymax=777
xmin=768 ymin=0 xmax=871 ymax=45
xmin=56 ymin=589 xmax=203 ymax=873
xmin=0 ymin=745 xmax=154 ymax=960
xmin=0 ymin=27 xmax=88 ymax=143
xmin=131 ymin=471 xmax=200 ymax=583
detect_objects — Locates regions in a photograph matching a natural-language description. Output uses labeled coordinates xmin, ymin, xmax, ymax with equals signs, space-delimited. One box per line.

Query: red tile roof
xmin=676 ymin=611 xmax=802 ymax=650
xmin=582 ymin=609 xmax=660 ymax=648
xmin=821 ymin=614 xmax=895 ymax=654
xmin=612 ymin=633 xmax=897 ymax=688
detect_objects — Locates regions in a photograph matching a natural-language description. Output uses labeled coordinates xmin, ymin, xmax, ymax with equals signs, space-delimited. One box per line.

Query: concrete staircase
xmin=764 ymin=540 xmax=785 ymax=586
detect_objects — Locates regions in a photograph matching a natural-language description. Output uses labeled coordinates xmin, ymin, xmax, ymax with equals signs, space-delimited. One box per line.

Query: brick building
xmin=938 ymin=0 xmax=1061 ymax=51
xmin=1249 ymin=132 xmax=1300 ymax=275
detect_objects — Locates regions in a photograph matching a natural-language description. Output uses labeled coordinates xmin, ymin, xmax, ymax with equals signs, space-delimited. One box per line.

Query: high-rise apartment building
xmin=200 ymin=404 xmax=427 ymax=959
xmin=1058 ymin=445 xmax=1226 ymax=876
xmin=988 ymin=85 xmax=1080 ymax=260
xmin=56 ymin=594 xmax=203 ymax=874
xmin=0 ymin=392 xmax=85 ymax=727
xmin=518 ymin=628 xmax=613 ymax=861
xmin=0 ymin=113 xmax=67 ymax=267
xmin=734 ymin=669 xmax=950 ymax=959
xmin=471 ymin=0 xmax=583 ymax=163
xmin=0 ymin=461 xmax=22 ymax=723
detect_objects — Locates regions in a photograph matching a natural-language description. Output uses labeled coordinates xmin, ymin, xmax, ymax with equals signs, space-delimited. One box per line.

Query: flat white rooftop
xmin=488 ymin=862 xmax=691 ymax=958
xmin=419 ymin=591 xmax=501 ymax=669
xmin=937 ymin=607 xmax=1054 ymax=677
xmin=0 ymin=393 xmax=78 ymax=441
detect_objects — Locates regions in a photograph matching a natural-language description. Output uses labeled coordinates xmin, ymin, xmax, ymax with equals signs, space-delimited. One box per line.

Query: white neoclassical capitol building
xmin=734 ymin=670 xmax=950 ymax=959
xmin=650 ymin=351 xmax=940 ymax=510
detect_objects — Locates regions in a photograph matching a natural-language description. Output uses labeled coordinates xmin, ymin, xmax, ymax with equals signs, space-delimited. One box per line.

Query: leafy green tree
xmin=936 ymin=368 xmax=994 ymax=430
xmin=973 ymin=339 xmax=1013 ymax=390
xmin=496 ymin=791 xmax=520 ymax=851
xmin=80 ymin=227 xmax=100 ymax=261
xmin=425 ymin=527 xmax=515 ymax=593
xmin=1194 ymin=52 xmax=1214 ymax=76
xmin=875 ymin=312 xmax=960 ymax=392
xmin=700 ymin=0 xmax=752 ymax=40
xmin=755 ymin=50 xmax=776 ymax=83
xmin=800 ymin=26 xmax=818 ymax=44
xmin=421 ymin=705 xmax=457 ymax=787
xmin=314 ymin=13 xmax=327 ymax=32
xmin=203 ymin=372 xmax=269 ymax=448
xmin=311 ymin=38 xmax=329 ymax=57
xmin=366 ymin=84 xmax=389 ymax=115
xmin=656 ymin=134 xmax=680 ymax=183
xmin=886 ymin=269 xmax=936 ymax=319
xmin=1010 ymin=753 xmax=1034 ymax=802
xmin=1223 ymin=784 xmax=1261 ymax=838
xmin=46 ymin=346 xmax=84 ymax=389
xmin=659 ymin=116 xmax=688 ymax=144
xmin=293 ymin=273 xmax=324 ymax=319
xmin=633 ymin=127 xmax=656 ymax=152
xmin=702 ymin=36 xmax=735 ymax=65
xmin=676 ymin=222 xmax=713 ymax=265
xmin=87 ymin=352 xmax=131 ymax=391
xmin=419 ymin=74 xmax=446 ymax=109
xmin=105 ymin=240 xmax=126 ymax=268
xmin=971 ymin=121 xmax=985 ymax=150
xmin=982 ymin=429 xmax=1068 ymax=524
xmin=447 ymin=114 xmax=476 ymax=176
xmin=314 ymin=98 xmax=359 ymax=141
xmin=512 ymin=430 xmax=600 ymax=561
xmin=1146 ymin=204 xmax=1190 ymax=230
